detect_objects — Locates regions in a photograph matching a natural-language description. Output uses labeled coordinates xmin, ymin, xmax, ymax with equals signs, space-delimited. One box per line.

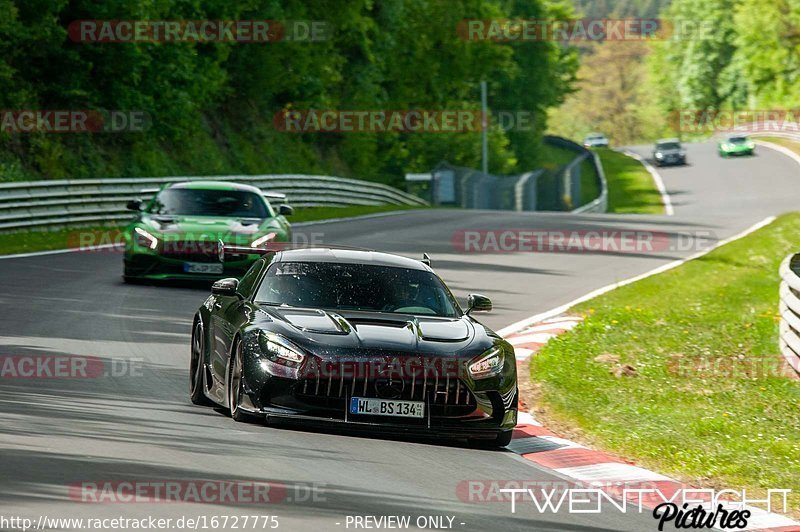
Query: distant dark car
xmin=190 ymin=247 xmax=518 ymax=447
xmin=583 ymin=133 xmax=609 ymax=148
xmin=653 ymin=139 xmax=687 ymax=166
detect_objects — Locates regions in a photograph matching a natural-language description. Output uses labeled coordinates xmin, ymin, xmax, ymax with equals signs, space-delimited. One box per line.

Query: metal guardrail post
xmin=779 ymin=253 xmax=800 ymax=376
xmin=569 ymin=150 xmax=608 ymax=214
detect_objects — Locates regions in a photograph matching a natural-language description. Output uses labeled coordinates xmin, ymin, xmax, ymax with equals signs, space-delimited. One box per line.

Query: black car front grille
xmin=294 ymin=360 xmax=477 ymax=417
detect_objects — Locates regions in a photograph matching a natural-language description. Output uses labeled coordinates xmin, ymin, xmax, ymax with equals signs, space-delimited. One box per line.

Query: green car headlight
xmin=468 ymin=346 xmax=504 ymax=380
xmin=251 ymin=232 xmax=277 ymax=248
xmin=134 ymin=227 xmax=159 ymax=250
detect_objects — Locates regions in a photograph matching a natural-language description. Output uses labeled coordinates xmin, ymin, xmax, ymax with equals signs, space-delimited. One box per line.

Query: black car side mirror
xmin=126 ymin=199 xmax=143 ymax=211
xmin=466 ymin=293 xmax=492 ymax=314
xmin=278 ymin=204 xmax=294 ymax=216
xmin=212 ymin=278 xmax=240 ymax=298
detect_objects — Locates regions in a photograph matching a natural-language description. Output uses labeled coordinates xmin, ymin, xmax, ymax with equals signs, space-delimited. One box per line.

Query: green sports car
xmin=718 ymin=135 xmax=755 ymax=157
xmin=123 ymin=181 xmax=292 ymax=282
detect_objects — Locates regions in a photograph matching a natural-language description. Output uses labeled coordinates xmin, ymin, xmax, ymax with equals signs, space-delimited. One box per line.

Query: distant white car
xmin=583 ymin=133 xmax=609 ymax=148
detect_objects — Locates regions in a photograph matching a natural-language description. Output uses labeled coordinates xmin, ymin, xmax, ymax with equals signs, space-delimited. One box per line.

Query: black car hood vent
xmin=265 ymin=307 xmax=474 ymax=348
xmin=347 ymin=317 xmax=408 ymax=328
xmin=270 ymin=307 xmax=347 ymax=334
xmin=417 ymin=319 xmax=470 ymax=342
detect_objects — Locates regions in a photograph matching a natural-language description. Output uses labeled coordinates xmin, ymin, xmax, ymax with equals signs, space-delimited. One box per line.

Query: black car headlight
xmin=468 ymin=346 xmax=504 ymax=380
xmin=258 ymin=332 xmax=305 ymax=367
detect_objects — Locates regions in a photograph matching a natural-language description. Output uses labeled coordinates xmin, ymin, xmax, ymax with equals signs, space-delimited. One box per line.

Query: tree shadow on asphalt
xmin=0 ymin=447 xmax=644 ymax=532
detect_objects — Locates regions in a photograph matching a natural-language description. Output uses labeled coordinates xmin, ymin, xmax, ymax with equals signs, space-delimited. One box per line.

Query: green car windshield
xmin=728 ymin=137 xmax=748 ymax=144
xmin=150 ymin=189 xmax=270 ymax=218
xmin=255 ymin=262 xmax=460 ymax=317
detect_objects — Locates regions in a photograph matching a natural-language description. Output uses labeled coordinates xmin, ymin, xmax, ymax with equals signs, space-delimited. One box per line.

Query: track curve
xmin=0 ymin=141 xmax=798 ymax=531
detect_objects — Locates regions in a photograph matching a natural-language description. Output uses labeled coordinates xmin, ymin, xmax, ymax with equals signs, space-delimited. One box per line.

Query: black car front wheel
xmin=190 ymin=321 xmax=212 ymax=406
xmin=228 ymin=340 xmax=256 ymax=422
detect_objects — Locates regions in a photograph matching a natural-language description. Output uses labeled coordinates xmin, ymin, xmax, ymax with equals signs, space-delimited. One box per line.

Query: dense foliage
xmin=0 ymin=0 xmax=578 ymax=185
xmin=550 ymin=0 xmax=800 ymax=144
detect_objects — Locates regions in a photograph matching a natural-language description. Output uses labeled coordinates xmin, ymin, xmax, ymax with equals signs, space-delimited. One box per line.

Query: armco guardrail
xmin=779 ymin=253 xmax=800 ymax=376
xmin=429 ymin=136 xmax=607 ymax=213
xmin=571 ymin=150 xmax=608 ymax=214
xmin=541 ymin=136 xmax=608 ymax=214
xmin=0 ymin=175 xmax=427 ymax=231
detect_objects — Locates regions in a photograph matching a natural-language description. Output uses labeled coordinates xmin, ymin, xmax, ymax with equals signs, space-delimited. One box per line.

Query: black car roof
xmin=274 ymin=248 xmax=429 ymax=271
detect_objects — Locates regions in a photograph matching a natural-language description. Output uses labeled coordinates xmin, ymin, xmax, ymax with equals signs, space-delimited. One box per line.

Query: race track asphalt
xmin=0 ymin=141 xmax=797 ymax=531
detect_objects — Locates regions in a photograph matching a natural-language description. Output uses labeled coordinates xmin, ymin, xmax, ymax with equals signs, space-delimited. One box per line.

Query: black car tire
xmin=190 ymin=321 xmax=212 ymax=406
xmin=228 ymin=340 xmax=257 ymax=422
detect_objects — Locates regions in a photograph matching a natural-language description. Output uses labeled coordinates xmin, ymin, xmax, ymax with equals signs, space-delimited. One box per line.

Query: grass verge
xmin=531 ymin=212 xmax=800 ymax=513
xmin=594 ymin=147 xmax=664 ymax=214
xmin=0 ymin=205 xmax=424 ymax=256
xmin=756 ymin=136 xmax=800 ymax=156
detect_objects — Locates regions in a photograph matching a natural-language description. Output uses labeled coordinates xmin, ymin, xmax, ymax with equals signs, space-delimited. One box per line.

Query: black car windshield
xmin=255 ymin=262 xmax=460 ymax=317
xmin=656 ymin=142 xmax=681 ymax=150
xmin=729 ymin=136 xmax=748 ymax=143
xmin=150 ymin=188 xmax=269 ymax=218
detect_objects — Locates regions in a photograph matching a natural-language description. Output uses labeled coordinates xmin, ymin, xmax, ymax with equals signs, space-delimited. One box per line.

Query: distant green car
xmin=718 ymin=135 xmax=755 ymax=157
xmin=123 ymin=181 xmax=292 ymax=282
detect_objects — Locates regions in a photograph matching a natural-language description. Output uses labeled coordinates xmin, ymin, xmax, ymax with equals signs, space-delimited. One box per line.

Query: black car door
xmin=209 ymin=259 xmax=270 ymax=389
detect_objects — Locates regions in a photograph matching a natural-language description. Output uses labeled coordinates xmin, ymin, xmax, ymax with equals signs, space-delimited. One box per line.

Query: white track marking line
xmin=513 ymin=347 xmax=535 ymax=360
xmin=516 ymin=411 xmax=541 ymax=426
xmin=618 ymin=148 xmax=674 ymax=216
xmin=514 ymin=320 xmax=581 ymax=334
xmin=498 ymin=216 xmax=775 ymax=337
xmin=507 ymin=332 xmax=557 ymax=346
xmin=554 ymin=463 xmax=673 ymax=484
xmin=737 ymin=505 xmax=799 ymax=530
xmin=753 ymin=139 xmax=800 ymax=166
xmin=0 ymin=244 xmax=117 ymax=260
xmin=537 ymin=435 xmax=586 ymax=449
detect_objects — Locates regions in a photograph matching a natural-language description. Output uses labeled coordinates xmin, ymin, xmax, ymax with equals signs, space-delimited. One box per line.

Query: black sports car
xmin=190 ymin=246 xmax=517 ymax=447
